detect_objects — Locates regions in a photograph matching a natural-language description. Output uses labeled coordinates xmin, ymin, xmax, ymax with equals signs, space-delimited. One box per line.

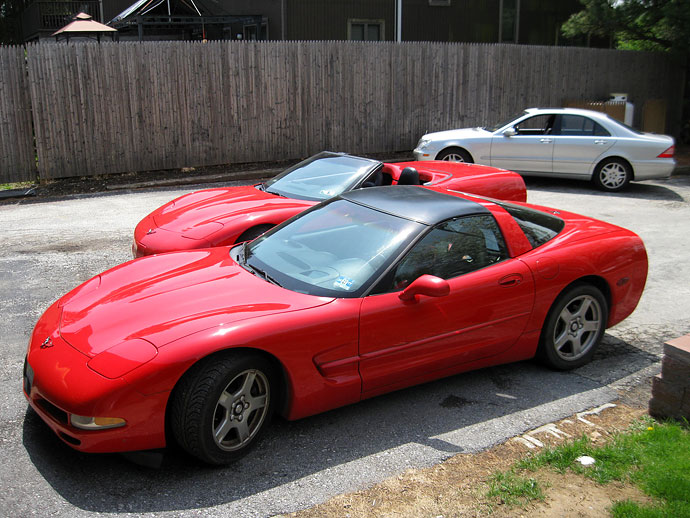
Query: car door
xmin=490 ymin=114 xmax=555 ymax=173
xmin=358 ymin=214 xmax=535 ymax=395
xmin=550 ymin=114 xmax=616 ymax=177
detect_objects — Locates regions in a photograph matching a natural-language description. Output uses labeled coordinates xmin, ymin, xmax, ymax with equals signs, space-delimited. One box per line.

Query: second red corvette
xmin=133 ymin=151 xmax=526 ymax=257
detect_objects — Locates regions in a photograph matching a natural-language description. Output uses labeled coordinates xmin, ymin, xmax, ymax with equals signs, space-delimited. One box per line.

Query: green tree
xmin=562 ymin=0 xmax=690 ymax=52
xmin=0 ymin=0 xmax=23 ymax=44
xmin=562 ymin=0 xmax=690 ymax=141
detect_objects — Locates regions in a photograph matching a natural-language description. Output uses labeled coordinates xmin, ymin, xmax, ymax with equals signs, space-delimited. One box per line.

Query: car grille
xmin=35 ymin=397 xmax=69 ymax=425
xmin=23 ymin=357 xmax=33 ymax=395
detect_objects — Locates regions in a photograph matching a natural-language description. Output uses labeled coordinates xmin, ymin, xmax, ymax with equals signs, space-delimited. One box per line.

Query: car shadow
xmin=523 ymin=175 xmax=687 ymax=202
xmin=21 ymin=333 xmax=658 ymax=514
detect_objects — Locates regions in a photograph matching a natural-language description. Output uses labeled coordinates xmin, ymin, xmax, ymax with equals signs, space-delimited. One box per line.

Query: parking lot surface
xmin=1 ymin=174 xmax=689 ymax=517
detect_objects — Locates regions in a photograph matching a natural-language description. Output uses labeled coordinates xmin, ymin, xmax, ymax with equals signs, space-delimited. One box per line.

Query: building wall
xmin=286 ymin=0 xmax=390 ymax=41
xmin=284 ymin=0 xmax=582 ymax=44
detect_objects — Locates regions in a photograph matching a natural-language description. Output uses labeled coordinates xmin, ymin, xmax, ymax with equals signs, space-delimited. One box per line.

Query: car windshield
xmin=484 ymin=111 xmax=528 ymax=132
xmin=262 ymin=153 xmax=382 ymax=201
xmin=241 ymin=199 xmax=424 ymax=297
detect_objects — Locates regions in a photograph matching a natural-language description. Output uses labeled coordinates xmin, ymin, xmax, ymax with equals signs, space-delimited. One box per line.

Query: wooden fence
xmin=0 ymin=40 xmax=684 ymax=182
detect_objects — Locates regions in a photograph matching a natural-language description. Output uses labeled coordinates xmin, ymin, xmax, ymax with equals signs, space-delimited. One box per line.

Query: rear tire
xmin=536 ymin=284 xmax=608 ymax=370
xmin=436 ymin=147 xmax=473 ymax=163
xmin=170 ymin=352 xmax=276 ymax=465
xmin=592 ymin=158 xmax=631 ymax=192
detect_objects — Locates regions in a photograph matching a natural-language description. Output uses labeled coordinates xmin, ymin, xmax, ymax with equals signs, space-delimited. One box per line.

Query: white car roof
xmin=524 ymin=107 xmax=614 ymax=121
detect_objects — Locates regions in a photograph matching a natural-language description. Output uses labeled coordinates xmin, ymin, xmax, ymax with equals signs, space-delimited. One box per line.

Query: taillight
xmin=657 ymin=145 xmax=675 ymax=158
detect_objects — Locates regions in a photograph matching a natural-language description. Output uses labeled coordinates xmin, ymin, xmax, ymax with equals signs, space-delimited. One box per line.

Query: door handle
xmin=498 ymin=273 xmax=523 ymax=287
xmin=594 ymin=140 xmax=607 ymax=145
xmin=539 ymin=138 xmax=553 ymax=144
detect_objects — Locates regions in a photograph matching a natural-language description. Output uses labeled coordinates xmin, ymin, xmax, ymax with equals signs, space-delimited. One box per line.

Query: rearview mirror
xmin=502 ymin=127 xmax=516 ymax=137
xmin=399 ymin=275 xmax=450 ymax=302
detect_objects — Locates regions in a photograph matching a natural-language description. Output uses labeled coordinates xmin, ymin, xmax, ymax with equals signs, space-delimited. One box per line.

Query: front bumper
xmin=413 ymin=147 xmax=435 ymax=161
xmin=24 ymin=305 xmax=168 ymax=453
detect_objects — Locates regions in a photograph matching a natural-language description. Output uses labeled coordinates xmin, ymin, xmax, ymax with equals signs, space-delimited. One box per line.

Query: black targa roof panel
xmin=340 ymin=185 xmax=489 ymax=226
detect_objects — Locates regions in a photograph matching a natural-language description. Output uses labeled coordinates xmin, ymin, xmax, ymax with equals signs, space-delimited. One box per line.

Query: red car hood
xmin=58 ymin=248 xmax=333 ymax=357
xmin=151 ymin=185 xmax=315 ymax=235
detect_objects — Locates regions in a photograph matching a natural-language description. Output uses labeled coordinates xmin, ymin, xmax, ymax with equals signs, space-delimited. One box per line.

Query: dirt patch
xmin=278 ymin=402 xmax=651 ymax=518
xmin=519 ymin=471 xmax=652 ymax=518
xmin=2 ymin=152 xmax=414 ymax=201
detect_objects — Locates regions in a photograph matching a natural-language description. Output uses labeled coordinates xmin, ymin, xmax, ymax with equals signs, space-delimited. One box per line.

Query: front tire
xmin=436 ymin=147 xmax=473 ymax=163
xmin=593 ymin=158 xmax=631 ymax=192
xmin=170 ymin=352 xmax=276 ymax=465
xmin=537 ymin=284 xmax=608 ymax=370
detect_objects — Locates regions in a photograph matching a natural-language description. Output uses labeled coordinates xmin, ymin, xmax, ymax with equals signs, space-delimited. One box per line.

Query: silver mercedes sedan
xmin=414 ymin=108 xmax=675 ymax=192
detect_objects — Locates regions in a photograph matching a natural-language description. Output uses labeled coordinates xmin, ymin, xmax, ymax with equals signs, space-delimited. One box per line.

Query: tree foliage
xmin=562 ymin=0 xmax=690 ymax=53
xmin=0 ymin=0 xmax=23 ymax=44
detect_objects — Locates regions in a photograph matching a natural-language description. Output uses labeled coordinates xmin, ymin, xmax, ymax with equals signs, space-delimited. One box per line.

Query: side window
xmin=494 ymin=202 xmax=565 ymax=248
xmin=558 ymin=115 xmax=611 ymax=137
xmin=383 ymin=215 xmax=508 ymax=292
xmin=514 ymin=114 xmax=554 ymax=135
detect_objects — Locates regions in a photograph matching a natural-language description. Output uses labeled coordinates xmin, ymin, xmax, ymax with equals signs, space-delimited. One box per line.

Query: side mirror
xmin=502 ymin=127 xmax=516 ymax=137
xmin=399 ymin=274 xmax=450 ymax=302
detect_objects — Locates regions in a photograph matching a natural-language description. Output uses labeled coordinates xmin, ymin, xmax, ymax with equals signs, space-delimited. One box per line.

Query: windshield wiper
xmin=238 ymin=241 xmax=250 ymax=265
xmin=244 ymin=260 xmax=282 ymax=287
xmin=265 ymin=188 xmax=285 ymax=197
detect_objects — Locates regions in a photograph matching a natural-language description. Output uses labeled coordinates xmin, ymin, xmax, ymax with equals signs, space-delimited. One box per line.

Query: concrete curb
xmin=104 ymin=168 xmax=282 ymax=191
xmin=0 ymin=187 xmax=36 ymax=200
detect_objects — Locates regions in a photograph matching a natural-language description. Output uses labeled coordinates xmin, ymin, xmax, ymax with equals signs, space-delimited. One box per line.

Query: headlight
xmin=70 ymin=415 xmax=126 ymax=430
xmin=87 ymin=338 xmax=157 ymax=379
xmin=181 ymin=221 xmax=224 ymax=240
xmin=416 ymin=138 xmax=431 ymax=149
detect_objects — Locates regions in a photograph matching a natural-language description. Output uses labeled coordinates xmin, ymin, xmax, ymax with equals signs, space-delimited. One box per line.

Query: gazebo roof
xmin=52 ymin=12 xmax=118 ymax=36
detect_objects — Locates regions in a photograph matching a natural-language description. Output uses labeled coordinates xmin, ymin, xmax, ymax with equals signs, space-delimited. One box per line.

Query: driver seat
xmin=397 ymin=167 xmax=421 ymax=185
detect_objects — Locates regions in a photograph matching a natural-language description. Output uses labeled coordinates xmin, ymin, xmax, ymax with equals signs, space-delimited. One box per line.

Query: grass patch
xmin=486 ymin=470 xmax=545 ymax=507
xmin=487 ymin=419 xmax=690 ymax=516
xmin=0 ymin=181 xmax=34 ymax=190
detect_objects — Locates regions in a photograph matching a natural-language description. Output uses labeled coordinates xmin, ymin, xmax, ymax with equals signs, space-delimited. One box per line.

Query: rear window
xmin=495 ymin=202 xmax=564 ymax=248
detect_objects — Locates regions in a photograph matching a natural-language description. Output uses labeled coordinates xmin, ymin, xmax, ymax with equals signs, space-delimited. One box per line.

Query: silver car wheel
xmin=598 ymin=162 xmax=628 ymax=189
xmin=551 ymin=294 xmax=603 ymax=362
xmin=436 ymin=147 xmax=473 ymax=163
xmin=213 ymin=368 xmax=270 ymax=452
xmin=442 ymin=153 xmax=466 ymax=162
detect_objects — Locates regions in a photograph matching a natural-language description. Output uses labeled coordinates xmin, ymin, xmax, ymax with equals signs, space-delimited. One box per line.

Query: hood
xmin=424 ymin=126 xmax=491 ymax=141
xmin=151 ymin=185 xmax=315 ymax=236
xmin=58 ymin=248 xmax=333 ymax=357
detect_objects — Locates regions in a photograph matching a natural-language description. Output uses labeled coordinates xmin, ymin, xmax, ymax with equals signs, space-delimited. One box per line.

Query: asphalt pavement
xmin=1 ymin=172 xmax=689 ymax=517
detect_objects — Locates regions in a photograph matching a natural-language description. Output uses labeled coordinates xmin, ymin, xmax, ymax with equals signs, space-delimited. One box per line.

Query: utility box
xmin=642 ymin=99 xmax=667 ymax=134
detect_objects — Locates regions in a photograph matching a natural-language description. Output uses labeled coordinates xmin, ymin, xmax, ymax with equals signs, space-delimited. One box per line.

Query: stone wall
xmin=649 ymin=335 xmax=690 ymax=420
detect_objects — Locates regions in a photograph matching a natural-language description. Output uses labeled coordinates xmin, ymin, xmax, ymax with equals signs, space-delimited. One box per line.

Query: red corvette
xmin=133 ymin=151 xmax=526 ymax=257
xmin=24 ymin=186 xmax=646 ymax=464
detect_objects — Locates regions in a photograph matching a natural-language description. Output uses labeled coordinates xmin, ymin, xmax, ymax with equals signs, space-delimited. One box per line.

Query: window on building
xmin=348 ymin=20 xmax=384 ymax=41
xmin=500 ymin=0 xmax=520 ymax=43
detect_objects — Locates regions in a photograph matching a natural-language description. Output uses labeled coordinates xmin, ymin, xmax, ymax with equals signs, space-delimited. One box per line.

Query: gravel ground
xmin=1 ymin=158 xmax=689 ymax=518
